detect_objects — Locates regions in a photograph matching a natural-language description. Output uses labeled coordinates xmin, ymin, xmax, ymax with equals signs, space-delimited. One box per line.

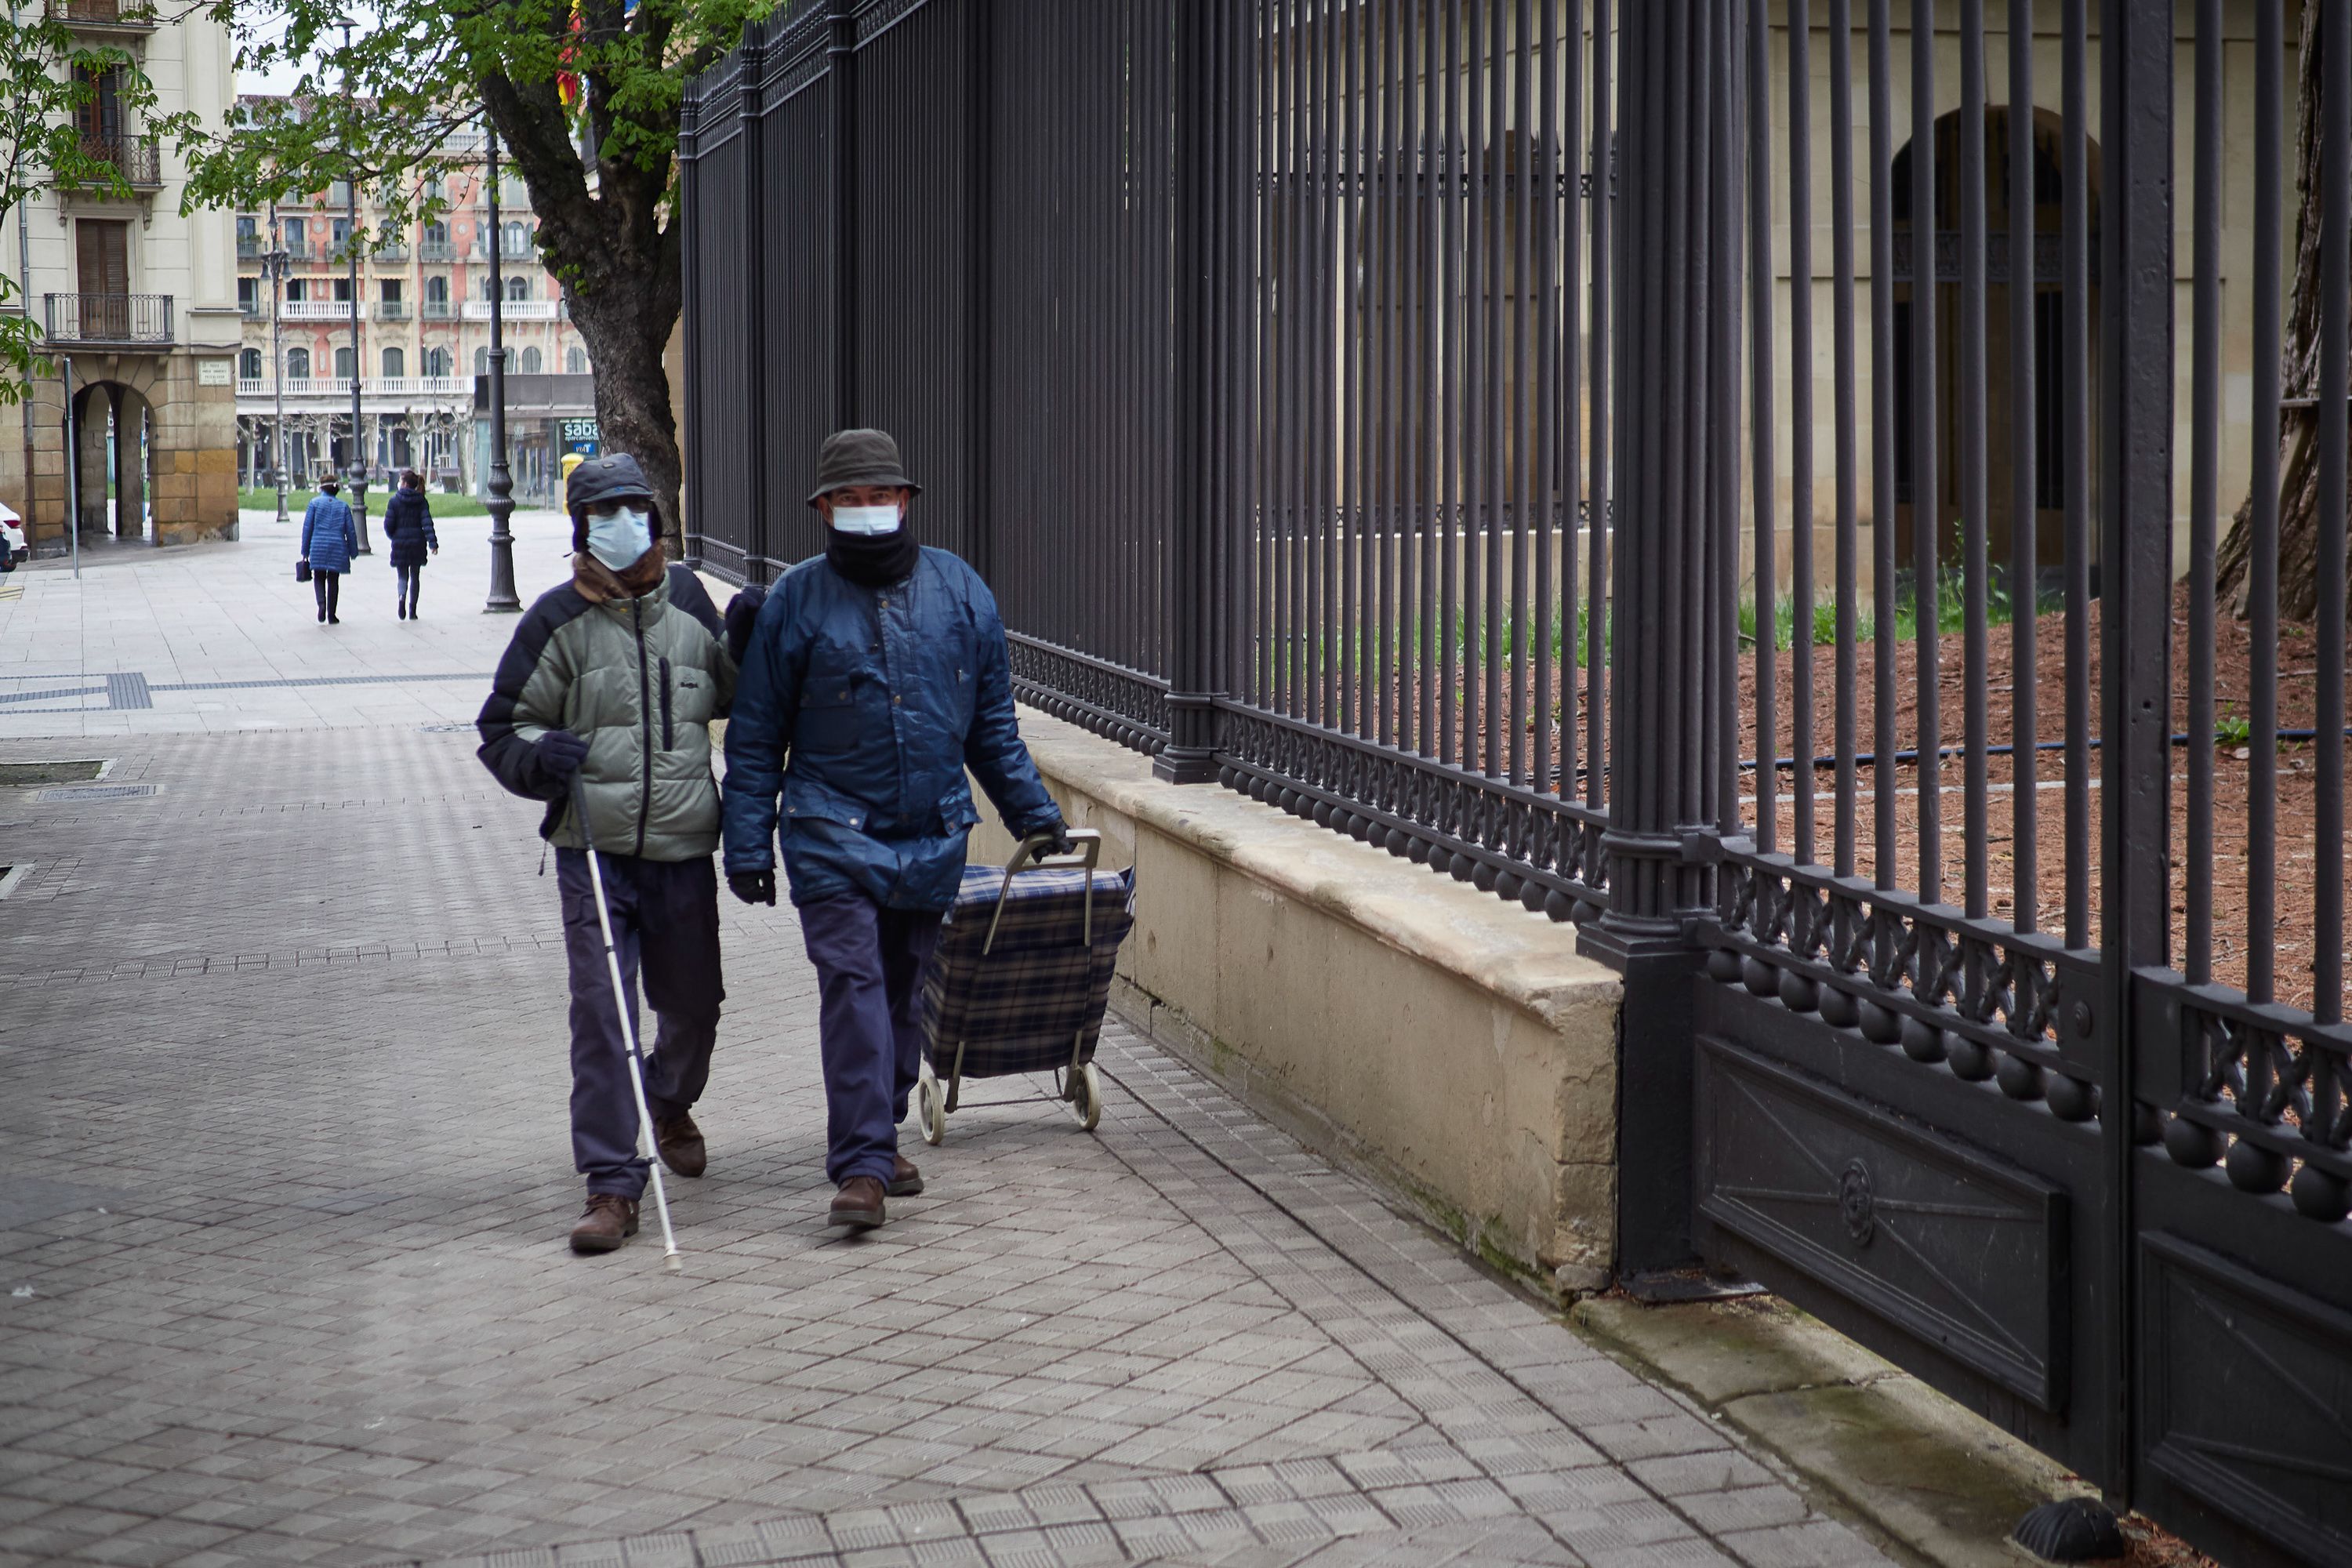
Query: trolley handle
xmin=984 ymin=828 xmax=1103 ymax=956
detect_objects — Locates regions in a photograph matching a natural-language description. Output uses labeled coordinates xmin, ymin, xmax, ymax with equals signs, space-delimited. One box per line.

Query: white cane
xmin=569 ymin=776 xmax=684 ymax=1272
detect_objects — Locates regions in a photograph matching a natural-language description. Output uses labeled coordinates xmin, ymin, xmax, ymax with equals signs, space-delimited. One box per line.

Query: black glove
xmin=535 ymin=729 xmax=590 ymax=790
xmin=728 ymin=869 xmax=777 ymax=906
xmin=1030 ymin=821 xmax=1074 ymax=858
xmin=724 ymin=584 xmax=768 ymax=666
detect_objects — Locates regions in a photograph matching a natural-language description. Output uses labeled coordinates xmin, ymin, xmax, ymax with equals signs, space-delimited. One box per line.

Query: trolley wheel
xmin=1070 ymin=1062 xmax=1102 ymax=1132
xmin=917 ymin=1062 xmax=946 ymax=1146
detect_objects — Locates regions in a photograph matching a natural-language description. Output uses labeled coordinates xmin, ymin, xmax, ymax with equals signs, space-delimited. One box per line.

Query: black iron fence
xmin=684 ymin=6 xmax=2352 ymax=1562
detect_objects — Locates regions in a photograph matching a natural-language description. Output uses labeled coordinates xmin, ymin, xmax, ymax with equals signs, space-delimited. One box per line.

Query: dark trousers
xmin=800 ymin=893 xmax=942 ymax=1186
xmin=556 ymin=849 xmax=724 ymax=1198
xmin=312 ymin=570 xmax=340 ymax=618
xmin=395 ymin=563 xmax=422 ymax=613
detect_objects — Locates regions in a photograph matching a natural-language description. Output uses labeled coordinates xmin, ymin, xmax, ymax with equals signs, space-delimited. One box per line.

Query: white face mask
xmin=830 ymin=502 xmax=902 ymax=536
xmin=586 ymin=505 xmax=653 ymax=571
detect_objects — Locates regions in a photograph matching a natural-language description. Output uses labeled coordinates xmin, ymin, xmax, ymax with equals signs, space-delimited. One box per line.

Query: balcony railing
xmin=463 ymin=299 xmax=557 ymax=321
xmin=419 ymin=299 xmax=457 ymax=320
xmin=476 ymin=234 xmax=539 ymax=261
xmin=279 ymin=299 xmax=359 ymax=320
xmin=285 ymin=236 xmax=313 ymax=260
xmin=43 ymin=292 xmax=171 ymax=344
xmin=376 ymin=299 xmax=411 ymax=321
xmin=236 ymin=376 xmax=469 ymax=400
xmin=237 ymin=234 xmax=264 ymax=259
xmin=62 ymin=134 xmax=162 ymax=190
xmin=418 ymin=239 xmax=458 ymax=262
xmin=372 ymin=242 xmax=409 ymax=263
xmin=46 ymin=0 xmax=157 ymax=28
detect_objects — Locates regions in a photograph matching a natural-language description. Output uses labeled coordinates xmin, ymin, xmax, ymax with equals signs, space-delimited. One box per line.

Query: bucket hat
xmin=807 ymin=428 xmax=922 ymax=507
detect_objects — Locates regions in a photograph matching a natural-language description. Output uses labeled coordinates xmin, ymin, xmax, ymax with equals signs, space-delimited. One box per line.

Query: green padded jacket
xmin=476 ymin=554 xmax=737 ymax=861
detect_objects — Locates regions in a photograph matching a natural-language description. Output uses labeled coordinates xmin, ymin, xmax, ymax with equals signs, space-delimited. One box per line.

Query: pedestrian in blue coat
xmin=723 ymin=428 xmax=1068 ymax=1231
xmin=381 ymin=469 xmax=438 ymax=619
xmin=299 ymin=478 xmax=359 ymax=624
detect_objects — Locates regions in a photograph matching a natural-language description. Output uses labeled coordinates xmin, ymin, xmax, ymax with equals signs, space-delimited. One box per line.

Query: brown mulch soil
xmin=1731 ymin=584 xmax=2350 ymax=1015
xmin=1323 ymin=583 xmax=2344 ymax=1013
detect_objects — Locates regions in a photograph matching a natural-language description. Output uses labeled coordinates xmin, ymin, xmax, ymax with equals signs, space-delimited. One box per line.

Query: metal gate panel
xmin=2138 ymin=1231 xmax=2352 ymax=1568
xmin=1695 ymin=1032 xmax=2067 ymax=1412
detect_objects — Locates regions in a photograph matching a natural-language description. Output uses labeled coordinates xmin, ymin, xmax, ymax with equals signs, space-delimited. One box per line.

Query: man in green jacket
xmin=477 ymin=454 xmax=765 ymax=1254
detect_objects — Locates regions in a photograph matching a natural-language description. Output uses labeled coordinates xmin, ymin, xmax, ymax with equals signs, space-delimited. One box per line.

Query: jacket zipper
xmin=633 ymin=599 xmax=652 ymax=856
xmin=659 ymin=655 xmax=675 ymax=751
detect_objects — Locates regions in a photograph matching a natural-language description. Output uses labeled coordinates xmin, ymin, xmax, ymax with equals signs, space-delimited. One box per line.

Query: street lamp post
xmin=340 ymin=16 xmax=371 ymax=554
xmin=266 ymin=203 xmax=289 ymax=525
xmin=482 ymin=110 xmax=519 ymax=612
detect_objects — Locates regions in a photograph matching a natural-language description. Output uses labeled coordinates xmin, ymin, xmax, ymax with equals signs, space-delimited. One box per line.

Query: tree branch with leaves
xmin=183 ymin=0 xmax=782 ymax=533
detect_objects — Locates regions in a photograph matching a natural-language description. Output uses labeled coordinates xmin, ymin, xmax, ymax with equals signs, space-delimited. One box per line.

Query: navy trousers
xmin=799 ymin=893 xmax=943 ymax=1186
xmin=557 ymin=849 xmax=724 ymax=1198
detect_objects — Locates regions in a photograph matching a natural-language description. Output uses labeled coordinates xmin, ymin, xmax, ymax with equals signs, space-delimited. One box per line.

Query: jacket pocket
xmin=936 ymin=779 xmax=982 ymax=833
xmin=782 ymin=772 xmax=874 ymax=830
xmin=793 ymin=684 xmax=862 ymax=758
xmin=659 ymin=655 xmax=675 ymax=751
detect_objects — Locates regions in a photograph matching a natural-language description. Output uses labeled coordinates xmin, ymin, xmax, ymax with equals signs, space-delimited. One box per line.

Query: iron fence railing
xmin=69 ymin=134 xmax=161 ymax=187
xmin=42 ymin=292 xmax=170 ymax=343
xmin=45 ymin=0 xmax=155 ymax=25
xmin=682 ymin=10 xmax=2352 ymax=1563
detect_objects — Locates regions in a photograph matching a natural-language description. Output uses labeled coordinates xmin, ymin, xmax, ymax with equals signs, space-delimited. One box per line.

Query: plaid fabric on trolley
xmin=919 ymin=861 xmax=1138 ymax=1079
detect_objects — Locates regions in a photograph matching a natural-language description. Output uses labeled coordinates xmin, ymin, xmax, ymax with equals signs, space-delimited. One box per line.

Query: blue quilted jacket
xmin=299 ymin=495 xmax=357 ymax=574
xmin=721 ymin=547 xmax=1062 ymax=910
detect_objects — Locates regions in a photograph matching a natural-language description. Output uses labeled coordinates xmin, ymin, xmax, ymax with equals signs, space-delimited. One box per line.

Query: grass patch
xmin=240 ymin=486 xmax=493 ymax=517
xmin=1736 ymin=574 xmax=2060 ymax=653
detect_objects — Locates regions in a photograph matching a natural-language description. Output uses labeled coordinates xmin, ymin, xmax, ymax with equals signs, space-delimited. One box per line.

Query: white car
xmin=0 ymin=501 xmax=24 ymax=571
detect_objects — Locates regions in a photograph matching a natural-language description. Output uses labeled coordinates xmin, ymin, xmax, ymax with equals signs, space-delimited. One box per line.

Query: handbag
xmin=296 ymin=559 xmax=311 ymax=583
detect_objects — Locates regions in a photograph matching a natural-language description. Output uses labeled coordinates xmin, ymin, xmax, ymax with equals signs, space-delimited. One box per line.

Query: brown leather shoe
xmin=828 ymin=1176 xmax=887 ymax=1230
xmin=887 ymin=1155 xmax=924 ymax=1197
xmin=569 ymin=1193 xmax=639 ymax=1254
xmin=654 ymin=1112 xmax=707 ymax=1178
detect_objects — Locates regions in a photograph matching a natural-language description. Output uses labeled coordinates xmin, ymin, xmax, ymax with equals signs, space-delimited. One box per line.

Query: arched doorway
xmin=1892 ymin=105 xmax=2100 ymax=593
xmin=69 ymin=379 xmax=153 ymax=543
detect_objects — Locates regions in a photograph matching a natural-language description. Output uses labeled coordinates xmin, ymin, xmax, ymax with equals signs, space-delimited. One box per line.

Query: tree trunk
xmin=2218 ymin=0 xmax=2348 ymax=622
xmin=567 ymin=280 xmax=684 ymax=549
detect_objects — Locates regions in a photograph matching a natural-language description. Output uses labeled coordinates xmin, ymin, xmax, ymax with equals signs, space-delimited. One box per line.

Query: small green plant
xmin=2215 ymin=706 xmax=2254 ymax=750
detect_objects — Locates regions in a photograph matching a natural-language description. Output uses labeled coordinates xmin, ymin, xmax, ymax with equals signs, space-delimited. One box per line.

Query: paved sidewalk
xmin=0 ymin=531 xmax=1893 ymax=1568
xmin=0 ymin=507 xmax=575 ymax=739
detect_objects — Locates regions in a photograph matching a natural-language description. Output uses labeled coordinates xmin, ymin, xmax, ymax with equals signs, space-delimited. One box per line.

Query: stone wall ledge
xmin=1017 ymin=718 xmax=1621 ymax=1032
xmin=973 ymin=707 xmax=1625 ymax=1299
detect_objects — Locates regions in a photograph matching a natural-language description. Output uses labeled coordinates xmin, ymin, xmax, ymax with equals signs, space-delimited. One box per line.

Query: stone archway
xmin=70 ymin=384 xmax=110 ymax=538
xmin=1891 ymin=105 xmax=2101 ymax=594
xmin=111 ymin=383 xmax=152 ymax=540
xmin=68 ymin=379 xmax=155 ymax=543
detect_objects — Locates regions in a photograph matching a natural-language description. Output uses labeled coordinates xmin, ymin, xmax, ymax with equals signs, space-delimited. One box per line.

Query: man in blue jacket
xmin=723 ymin=429 xmax=1067 ymax=1231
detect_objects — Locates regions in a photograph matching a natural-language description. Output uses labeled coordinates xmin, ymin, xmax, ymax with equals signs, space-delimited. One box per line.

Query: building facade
xmin=0 ymin=0 xmax=242 ymax=554
xmin=234 ymin=104 xmax=593 ymax=504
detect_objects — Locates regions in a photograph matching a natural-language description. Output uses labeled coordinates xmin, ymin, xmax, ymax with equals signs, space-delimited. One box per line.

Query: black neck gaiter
xmin=826 ymin=525 xmax=920 ymax=588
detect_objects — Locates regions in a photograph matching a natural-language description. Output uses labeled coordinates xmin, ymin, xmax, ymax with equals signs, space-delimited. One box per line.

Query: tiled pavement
xmin=0 ymin=531 xmax=1893 ymax=1568
xmin=0 ymin=507 xmax=575 ymax=739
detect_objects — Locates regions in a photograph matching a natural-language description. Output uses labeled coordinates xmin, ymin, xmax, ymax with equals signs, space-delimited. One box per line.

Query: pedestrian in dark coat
xmin=723 ymin=428 xmax=1067 ymax=1232
xmin=477 ymin=452 xmax=768 ymax=1257
xmin=299 ymin=479 xmax=358 ymax=624
xmin=382 ymin=470 xmax=439 ymax=619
